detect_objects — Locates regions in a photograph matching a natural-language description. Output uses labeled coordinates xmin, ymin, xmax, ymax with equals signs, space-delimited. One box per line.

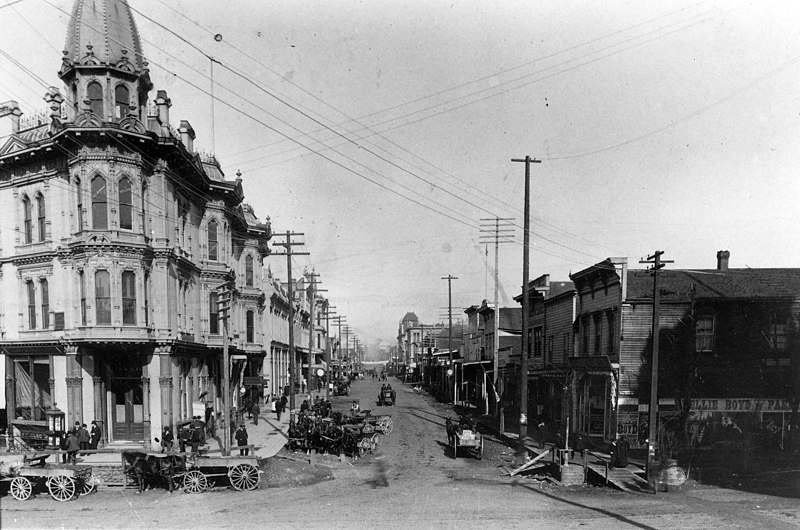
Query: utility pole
xmin=216 ymin=278 xmax=234 ymax=455
xmin=325 ymin=306 xmax=336 ymax=400
xmin=271 ymin=231 xmax=309 ymax=415
xmin=480 ymin=217 xmax=515 ymax=430
xmin=512 ymin=155 xmax=541 ymax=450
xmin=640 ymin=250 xmax=672 ymax=493
xmin=442 ymin=275 xmax=458 ymax=403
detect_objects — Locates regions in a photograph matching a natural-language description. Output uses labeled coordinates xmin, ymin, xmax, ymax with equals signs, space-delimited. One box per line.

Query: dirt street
xmin=2 ymin=378 xmax=799 ymax=529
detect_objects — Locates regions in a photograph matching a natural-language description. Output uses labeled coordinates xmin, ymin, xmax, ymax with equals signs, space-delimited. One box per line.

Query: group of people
xmin=60 ymin=421 xmax=102 ymax=464
xmin=379 ymin=383 xmax=396 ymax=405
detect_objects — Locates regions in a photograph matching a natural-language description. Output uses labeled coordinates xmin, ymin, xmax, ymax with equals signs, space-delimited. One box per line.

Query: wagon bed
xmin=1 ymin=455 xmax=94 ymax=501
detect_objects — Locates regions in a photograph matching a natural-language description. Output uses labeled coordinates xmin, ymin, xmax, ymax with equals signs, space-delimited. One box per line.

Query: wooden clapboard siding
xmin=545 ymin=292 xmax=576 ymax=367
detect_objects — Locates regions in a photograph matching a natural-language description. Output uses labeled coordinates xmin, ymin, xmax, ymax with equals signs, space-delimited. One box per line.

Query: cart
xmin=181 ymin=454 xmax=262 ymax=493
xmin=1 ymin=454 xmax=94 ymax=501
xmin=452 ymin=429 xmax=483 ymax=460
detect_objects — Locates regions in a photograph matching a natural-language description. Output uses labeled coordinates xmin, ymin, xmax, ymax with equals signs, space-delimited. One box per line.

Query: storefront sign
xmin=689 ymin=398 xmax=792 ymax=413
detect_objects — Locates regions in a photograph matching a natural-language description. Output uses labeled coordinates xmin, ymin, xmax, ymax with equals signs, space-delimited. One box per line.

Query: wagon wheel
xmin=370 ymin=433 xmax=382 ymax=453
xmin=357 ymin=441 xmax=368 ymax=458
xmin=183 ymin=470 xmax=208 ymax=493
xmin=80 ymin=473 xmax=95 ymax=496
xmin=10 ymin=477 xmax=33 ymax=501
xmin=48 ymin=475 xmax=77 ymax=501
xmin=229 ymin=464 xmax=260 ymax=491
xmin=381 ymin=417 xmax=393 ymax=435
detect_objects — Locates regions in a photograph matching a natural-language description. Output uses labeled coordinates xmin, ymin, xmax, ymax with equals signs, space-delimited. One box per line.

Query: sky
xmin=1 ymin=0 xmax=799 ymax=352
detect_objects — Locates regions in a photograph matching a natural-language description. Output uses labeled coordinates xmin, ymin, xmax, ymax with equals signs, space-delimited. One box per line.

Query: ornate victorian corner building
xmin=0 ymin=0 xmax=271 ymax=449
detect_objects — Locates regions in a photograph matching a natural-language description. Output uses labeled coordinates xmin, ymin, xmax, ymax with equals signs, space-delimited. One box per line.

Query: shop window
xmin=95 ymin=270 xmax=111 ymax=324
xmin=122 ymin=271 xmax=136 ymax=325
xmin=209 ymin=292 xmax=219 ymax=334
xmin=22 ymin=195 xmax=32 ymax=244
xmin=40 ymin=279 xmax=49 ymax=329
xmin=87 ymin=81 xmax=103 ymax=117
xmin=13 ymin=357 xmax=51 ymax=421
xmin=36 ymin=193 xmax=46 ymax=241
xmin=118 ymin=177 xmax=133 ymax=230
xmin=91 ymin=176 xmax=108 ymax=230
xmin=695 ymin=316 xmax=715 ymax=352
xmin=207 ymin=219 xmax=218 ymax=261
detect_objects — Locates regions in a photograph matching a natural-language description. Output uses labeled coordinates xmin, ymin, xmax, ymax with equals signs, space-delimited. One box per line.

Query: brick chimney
xmin=716 ymin=250 xmax=730 ymax=271
xmin=0 ymin=101 xmax=22 ymax=137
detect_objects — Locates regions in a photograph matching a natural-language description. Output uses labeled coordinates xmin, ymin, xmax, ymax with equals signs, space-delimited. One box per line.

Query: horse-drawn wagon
xmin=1 ymin=454 xmax=94 ymax=501
xmin=122 ymin=451 xmax=261 ymax=494
xmin=446 ymin=417 xmax=483 ymax=460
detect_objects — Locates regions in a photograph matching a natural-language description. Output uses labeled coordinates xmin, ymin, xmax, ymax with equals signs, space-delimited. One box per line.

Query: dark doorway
xmin=105 ymin=357 xmax=144 ymax=441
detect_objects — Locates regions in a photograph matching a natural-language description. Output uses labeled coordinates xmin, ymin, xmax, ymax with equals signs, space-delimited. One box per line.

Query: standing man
xmin=78 ymin=423 xmax=90 ymax=454
xmin=235 ymin=424 xmax=249 ymax=456
xmin=89 ymin=421 xmax=101 ymax=450
xmin=65 ymin=429 xmax=80 ymax=464
xmin=275 ymin=395 xmax=283 ymax=422
xmin=251 ymin=400 xmax=260 ymax=426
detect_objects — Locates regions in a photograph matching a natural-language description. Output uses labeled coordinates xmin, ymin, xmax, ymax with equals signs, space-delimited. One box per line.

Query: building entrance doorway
xmin=105 ymin=357 xmax=144 ymax=441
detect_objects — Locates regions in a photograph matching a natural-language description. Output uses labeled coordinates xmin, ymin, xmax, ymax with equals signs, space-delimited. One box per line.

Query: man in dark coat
xmin=274 ymin=396 xmax=283 ymax=422
xmin=78 ymin=423 xmax=90 ymax=453
xmin=65 ymin=430 xmax=80 ymax=464
xmin=161 ymin=426 xmax=174 ymax=453
xmin=89 ymin=421 xmax=101 ymax=449
xmin=235 ymin=424 xmax=249 ymax=456
xmin=251 ymin=400 xmax=260 ymax=425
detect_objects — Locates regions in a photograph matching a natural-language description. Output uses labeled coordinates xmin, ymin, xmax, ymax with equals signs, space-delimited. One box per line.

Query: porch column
xmin=5 ymin=353 xmax=15 ymax=427
xmin=159 ymin=352 xmax=173 ymax=431
xmin=92 ymin=377 xmax=103 ymax=425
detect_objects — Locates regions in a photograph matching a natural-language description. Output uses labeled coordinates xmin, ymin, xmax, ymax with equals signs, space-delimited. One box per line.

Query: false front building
xmin=0 ymin=0 xmax=270 ymax=449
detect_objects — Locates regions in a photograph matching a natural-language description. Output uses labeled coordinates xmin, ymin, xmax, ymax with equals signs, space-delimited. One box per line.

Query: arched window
xmin=114 ymin=85 xmax=129 ymax=120
xmin=207 ymin=219 xmax=218 ymax=261
xmin=40 ymin=279 xmax=49 ymax=329
xmin=75 ymin=178 xmax=83 ymax=231
xmin=118 ymin=177 xmax=132 ymax=230
xmin=245 ymin=255 xmax=254 ymax=287
xmin=91 ymin=176 xmax=107 ymax=229
xmin=95 ymin=270 xmax=111 ymax=324
xmin=122 ymin=271 xmax=136 ymax=325
xmin=87 ymin=81 xmax=103 ymax=117
xmin=246 ymin=310 xmax=254 ymax=343
xmin=209 ymin=292 xmax=219 ymax=334
xmin=26 ymin=280 xmax=36 ymax=329
xmin=36 ymin=194 xmax=46 ymax=241
xmin=22 ymin=196 xmax=32 ymax=243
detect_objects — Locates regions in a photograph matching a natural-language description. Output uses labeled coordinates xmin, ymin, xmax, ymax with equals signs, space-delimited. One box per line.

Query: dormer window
xmin=115 ymin=85 xmax=129 ymax=120
xmin=87 ymin=81 xmax=103 ymax=117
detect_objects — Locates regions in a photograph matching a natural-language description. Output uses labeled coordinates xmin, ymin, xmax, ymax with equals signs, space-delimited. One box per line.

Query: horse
xmin=123 ymin=452 xmax=185 ymax=493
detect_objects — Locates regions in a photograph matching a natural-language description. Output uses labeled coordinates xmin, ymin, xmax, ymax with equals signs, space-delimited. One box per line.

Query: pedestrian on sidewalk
xmin=252 ymin=400 xmax=260 ymax=425
xmin=65 ymin=429 xmax=80 ymax=464
xmin=235 ymin=424 xmax=249 ymax=456
xmin=161 ymin=426 xmax=174 ymax=453
xmin=89 ymin=421 xmax=101 ymax=449
xmin=78 ymin=423 xmax=90 ymax=454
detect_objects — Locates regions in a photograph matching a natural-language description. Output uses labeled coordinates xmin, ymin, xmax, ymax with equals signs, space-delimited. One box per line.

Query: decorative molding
xmin=159 ymin=376 xmax=173 ymax=387
xmin=65 ymin=376 xmax=83 ymax=387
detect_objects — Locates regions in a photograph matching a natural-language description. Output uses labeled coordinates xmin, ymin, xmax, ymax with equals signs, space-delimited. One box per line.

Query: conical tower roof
xmin=62 ymin=0 xmax=145 ymax=75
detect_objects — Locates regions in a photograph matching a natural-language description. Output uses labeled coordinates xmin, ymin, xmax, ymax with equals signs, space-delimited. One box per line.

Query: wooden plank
xmin=585 ymin=462 xmax=651 ymax=494
xmin=509 ymin=449 xmax=551 ymax=476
